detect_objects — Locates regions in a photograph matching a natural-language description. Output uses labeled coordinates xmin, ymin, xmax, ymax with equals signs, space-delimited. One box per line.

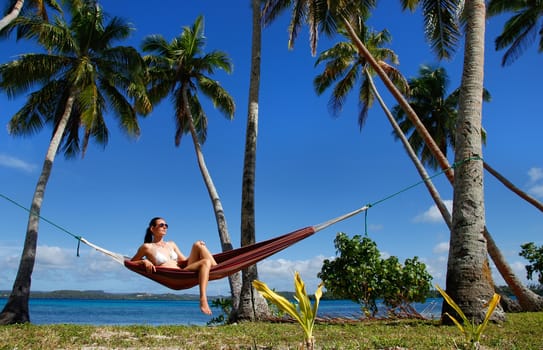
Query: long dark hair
xmin=144 ymin=217 xmax=163 ymax=243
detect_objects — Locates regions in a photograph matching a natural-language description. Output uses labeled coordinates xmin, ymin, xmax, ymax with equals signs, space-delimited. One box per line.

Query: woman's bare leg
xmin=197 ymin=259 xmax=212 ymax=315
xmin=187 ymin=241 xmax=217 ymax=266
xmin=185 ymin=241 xmax=217 ymax=314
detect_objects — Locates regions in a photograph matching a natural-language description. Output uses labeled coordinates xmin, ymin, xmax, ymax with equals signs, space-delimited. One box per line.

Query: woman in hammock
xmin=131 ymin=217 xmax=217 ymax=315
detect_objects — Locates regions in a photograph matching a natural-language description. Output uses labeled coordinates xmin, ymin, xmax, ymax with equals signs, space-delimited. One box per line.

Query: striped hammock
xmin=82 ymin=205 xmax=369 ymax=290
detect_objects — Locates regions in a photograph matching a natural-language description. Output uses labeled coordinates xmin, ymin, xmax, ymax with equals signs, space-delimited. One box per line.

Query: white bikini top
xmin=153 ymin=244 xmax=178 ymax=265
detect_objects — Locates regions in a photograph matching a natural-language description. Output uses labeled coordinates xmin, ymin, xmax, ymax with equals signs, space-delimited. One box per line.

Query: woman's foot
xmin=200 ymin=299 xmax=212 ymax=315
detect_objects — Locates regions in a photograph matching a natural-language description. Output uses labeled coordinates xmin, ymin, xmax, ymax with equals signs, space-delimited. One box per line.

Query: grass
xmin=0 ymin=312 xmax=541 ymax=349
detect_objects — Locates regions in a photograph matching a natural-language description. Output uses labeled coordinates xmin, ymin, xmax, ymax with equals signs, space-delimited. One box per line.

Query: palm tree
xmin=393 ymin=64 xmax=543 ymax=312
xmin=393 ymin=65 xmax=543 ymax=214
xmin=314 ymin=17 xmax=455 ymax=249
xmin=487 ymin=0 xmax=543 ymax=66
xmin=141 ymin=15 xmax=242 ymax=306
xmin=397 ymin=1 xmax=508 ymax=323
xmin=316 ymin=10 xmax=536 ymax=317
xmin=444 ymin=0 xmax=497 ymax=322
xmin=263 ymin=0 xmax=455 ymax=185
xmin=314 ymin=18 xmax=409 ymax=129
xmin=391 ymin=65 xmax=489 ymax=169
xmin=403 ymin=0 xmax=505 ymax=322
xmin=0 ymin=0 xmax=60 ymax=32
xmin=0 ymin=1 xmax=149 ymax=324
xmin=264 ymin=0 xmax=506 ymax=322
xmin=236 ymin=0 xmax=271 ymax=321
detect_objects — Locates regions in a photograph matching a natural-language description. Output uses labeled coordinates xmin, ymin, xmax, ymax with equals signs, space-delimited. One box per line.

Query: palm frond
xmin=3 ymin=1 xmax=145 ymax=159
xmin=421 ymin=0 xmax=462 ymax=60
xmin=101 ymin=83 xmax=140 ymax=138
xmin=487 ymin=0 xmax=526 ymax=17
xmin=313 ymin=43 xmax=355 ymax=95
xmin=262 ymin=0 xmax=293 ymax=27
xmin=141 ymin=35 xmax=171 ymax=56
xmin=197 ymin=76 xmax=235 ymax=119
xmin=98 ymin=16 xmax=133 ymax=46
xmin=400 ymin=0 xmax=419 ymax=11
xmin=0 ymin=53 xmax=70 ymax=98
xmin=495 ymin=9 xmax=540 ymax=66
xmin=330 ymin=64 xmax=358 ymax=116
xmin=189 ymin=97 xmax=208 ymax=145
xmin=287 ymin=0 xmax=307 ymax=51
xmin=357 ymin=75 xmax=373 ymax=128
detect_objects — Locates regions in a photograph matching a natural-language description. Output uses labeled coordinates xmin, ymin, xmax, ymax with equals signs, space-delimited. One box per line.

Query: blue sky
xmin=1 ymin=2 xmax=542 ymax=298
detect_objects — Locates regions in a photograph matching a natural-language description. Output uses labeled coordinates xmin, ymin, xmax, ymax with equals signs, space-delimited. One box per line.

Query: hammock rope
xmin=0 ymin=156 xmax=481 ymax=290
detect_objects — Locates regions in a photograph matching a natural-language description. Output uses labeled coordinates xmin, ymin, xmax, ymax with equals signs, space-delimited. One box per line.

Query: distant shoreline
xmin=0 ymin=289 xmax=309 ymax=301
xmin=0 ymin=290 xmax=207 ymax=301
xmin=2 ymin=286 xmax=531 ymax=302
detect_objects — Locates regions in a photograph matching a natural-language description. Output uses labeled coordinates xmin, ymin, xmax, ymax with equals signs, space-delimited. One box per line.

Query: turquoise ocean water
xmin=0 ymin=298 xmax=443 ymax=326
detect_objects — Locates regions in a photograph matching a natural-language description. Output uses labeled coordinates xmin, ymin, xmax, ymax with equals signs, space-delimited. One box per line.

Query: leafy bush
xmin=318 ymin=232 xmax=432 ymax=317
xmin=519 ymin=242 xmax=543 ymax=285
xmin=208 ymin=297 xmax=232 ymax=325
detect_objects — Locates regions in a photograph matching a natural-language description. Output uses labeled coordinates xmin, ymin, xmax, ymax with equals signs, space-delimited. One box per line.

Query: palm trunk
xmin=368 ymin=74 xmax=452 ymax=225
xmin=373 ymin=67 xmax=542 ymax=313
xmin=0 ymin=91 xmax=75 ymax=325
xmin=372 ymin=69 xmax=543 ymax=313
xmin=342 ymin=19 xmax=454 ymax=185
xmin=445 ymin=0 xmax=505 ymax=323
xmin=347 ymin=16 xmax=542 ymax=313
xmin=236 ymin=0 xmax=270 ymax=321
xmin=0 ymin=0 xmax=24 ymax=31
xmin=485 ymin=227 xmax=543 ymax=311
xmin=484 ymin=162 xmax=543 ymax=212
xmin=180 ymin=86 xmax=242 ymax=309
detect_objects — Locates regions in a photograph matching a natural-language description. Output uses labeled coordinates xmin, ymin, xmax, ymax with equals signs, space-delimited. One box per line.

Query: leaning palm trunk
xmin=342 ymin=19 xmax=454 ymax=185
xmin=237 ymin=0 xmax=270 ymax=321
xmin=0 ymin=92 xmax=76 ymax=325
xmin=484 ymin=162 xmax=543 ymax=212
xmin=482 ymin=164 xmax=543 ymax=310
xmin=181 ymin=87 xmax=241 ymax=305
xmin=485 ymin=227 xmax=543 ymax=311
xmin=368 ymin=74 xmax=452 ymax=225
xmin=0 ymin=0 xmax=24 ymax=31
xmin=346 ymin=15 xmax=541 ymax=314
xmin=372 ymin=74 xmax=542 ymax=311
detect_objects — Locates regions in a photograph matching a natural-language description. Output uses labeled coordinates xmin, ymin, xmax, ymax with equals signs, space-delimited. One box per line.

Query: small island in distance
xmin=0 ymin=290 xmax=212 ymax=301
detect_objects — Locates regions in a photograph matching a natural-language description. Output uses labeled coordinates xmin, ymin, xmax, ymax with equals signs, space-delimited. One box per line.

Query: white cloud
xmin=368 ymin=223 xmax=383 ymax=231
xmin=1 ymin=245 xmax=331 ymax=294
xmin=527 ymin=168 xmax=543 ymax=198
xmin=18 ymin=246 xmax=534 ymax=297
xmin=413 ymin=200 xmax=453 ymax=223
xmin=510 ymin=261 xmax=528 ymax=279
xmin=422 ymin=257 xmax=447 ymax=286
xmin=0 ymin=153 xmax=36 ymax=173
xmin=36 ymin=245 xmax=77 ymax=268
xmin=528 ymin=167 xmax=543 ymax=183
xmin=433 ymin=241 xmax=449 ymax=254
xmin=257 ymin=255 xmax=329 ymax=292
xmin=491 ymin=260 xmax=530 ymax=286
xmin=528 ymin=184 xmax=543 ymax=198
xmin=1 ymin=245 xmax=21 ymax=287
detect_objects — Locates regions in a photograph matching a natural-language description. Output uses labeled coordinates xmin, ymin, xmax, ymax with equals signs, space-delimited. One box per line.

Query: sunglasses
xmin=156 ymin=223 xmax=169 ymax=228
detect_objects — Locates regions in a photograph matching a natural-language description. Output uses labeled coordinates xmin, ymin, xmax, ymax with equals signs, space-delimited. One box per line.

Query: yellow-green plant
xmin=436 ymin=284 xmax=501 ymax=350
xmin=253 ymin=271 xmax=323 ymax=350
